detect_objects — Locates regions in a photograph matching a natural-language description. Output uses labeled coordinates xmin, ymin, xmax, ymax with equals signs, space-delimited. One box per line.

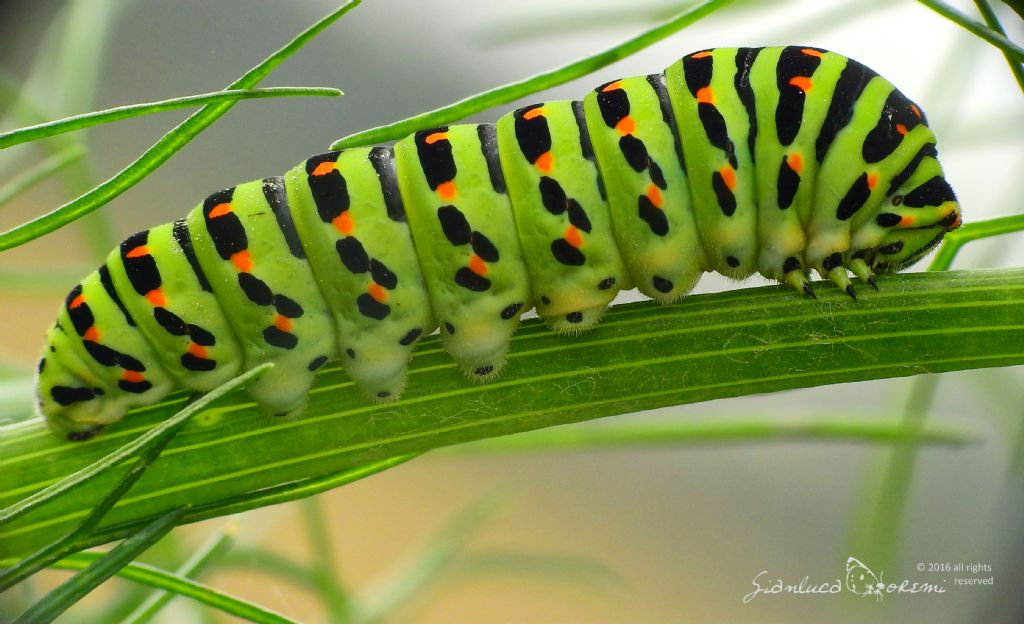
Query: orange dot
xmin=691 ymin=51 xmax=712 ymax=59
xmin=801 ymin=48 xmax=824 ymax=58
xmin=895 ymin=123 xmax=908 ymax=136
xmin=615 ymin=116 xmax=636 ymax=135
xmin=125 ymin=245 xmax=149 ymax=259
xmin=788 ymin=152 xmax=803 ymax=173
xmin=69 ymin=294 xmax=86 ymax=308
xmin=231 ymin=250 xmax=253 ymax=272
xmin=121 ymin=370 xmax=144 ymax=383
xmin=719 ymin=166 xmax=737 ymax=190
xmin=646 ymin=183 xmax=663 ymax=208
xmin=696 ymin=86 xmax=715 ymax=104
xmin=145 ymin=288 xmax=166 ymax=307
xmin=788 ymin=76 xmax=813 ymax=92
xmin=83 ymin=326 xmax=100 ymax=342
xmin=208 ymin=202 xmax=233 ymax=218
xmin=311 ymin=161 xmax=338 ymax=177
xmin=522 ymin=107 xmax=545 ymax=121
xmin=188 ymin=343 xmax=208 ymax=359
xmin=535 ymin=151 xmax=554 ymax=173
xmin=424 ymin=131 xmax=448 ymax=145
xmin=274 ymin=314 xmax=293 ymax=332
xmin=468 ymin=254 xmax=488 ymax=276
xmin=437 ymin=180 xmax=457 ymax=200
xmin=367 ymin=283 xmax=388 ymax=303
xmin=910 ymin=104 xmax=922 ymax=119
xmin=900 ymin=215 xmax=915 ymax=227
xmin=867 ymin=172 xmax=878 ymax=190
xmin=332 ymin=211 xmax=354 ymax=236
xmin=564 ymin=225 xmax=583 ymax=249
xmin=601 ymin=80 xmax=624 ymax=92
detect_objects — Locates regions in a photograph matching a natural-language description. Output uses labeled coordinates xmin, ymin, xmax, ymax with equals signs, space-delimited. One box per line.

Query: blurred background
xmin=1 ymin=0 xmax=1022 ymax=621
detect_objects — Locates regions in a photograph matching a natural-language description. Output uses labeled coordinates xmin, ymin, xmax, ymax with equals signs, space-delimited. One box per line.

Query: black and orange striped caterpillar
xmin=37 ymin=46 xmax=960 ymax=440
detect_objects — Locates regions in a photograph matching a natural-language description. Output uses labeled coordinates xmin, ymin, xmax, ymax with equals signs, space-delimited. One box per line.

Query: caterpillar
xmin=36 ymin=47 xmax=961 ymax=441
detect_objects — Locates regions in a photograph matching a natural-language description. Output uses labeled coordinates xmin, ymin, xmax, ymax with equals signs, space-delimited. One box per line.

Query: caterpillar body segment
xmin=36 ymin=46 xmax=961 ymax=440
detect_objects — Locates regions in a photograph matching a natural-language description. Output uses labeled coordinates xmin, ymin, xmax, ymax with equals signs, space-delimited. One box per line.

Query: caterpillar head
xmin=36 ymin=347 xmax=112 ymax=441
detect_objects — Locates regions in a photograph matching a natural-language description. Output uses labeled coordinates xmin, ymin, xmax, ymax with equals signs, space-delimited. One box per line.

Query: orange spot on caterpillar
xmin=188 ymin=343 xmax=208 ymax=359
xmin=522 ymin=107 xmax=545 ymax=121
xmin=788 ymin=152 xmax=803 ymax=174
xmin=601 ymin=80 xmax=624 ymax=92
xmin=332 ymin=211 xmax=354 ymax=236
xmin=125 ymin=245 xmax=149 ymax=258
xmin=900 ymin=215 xmax=915 ymax=227
xmin=788 ymin=76 xmax=813 ymax=92
xmin=867 ymin=172 xmax=878 ymax=190
xmin=695 ymin=86 xmax=715 ymax=104
xmin=84 ymin=327 xmax=100 ymax=342
xmin=895 ymin=123 xmax=908 ymax=136
xmin=208 ymin=203 xmax=233 ymax=218
xmin=949 ymin=213 xmax=962 ymax=229
xmin=691 ymin=51 xmax=712 ymax=59
xmin=69 ymin=294 xmax=86 ymax=308
xmin=801 ymin=48 xmax=824 ymax=57
xmin=535 ymin=151 xmax=554 ymax=173
xmin=121 ymin=370 xmax=144 ymax=383
xmin=274 ymin=314 xmax=293 ymax=332
xmin=231 ymin=250 xmax=253 ymax=272
xmin=646 ymin=183 xmax=663 ymax=208
xmin=910 ymin=104 xmax=922 ymax=119
xmin=311 ymin=161 xmax=338 ymax=177
xmin=615 ymin=116 xmax=636 ymax=135
xmin=564 ymin=225 xmax=583 ymax=249
xmin=424 ymin=131 xmax=449 ymax=145
xmin=437 ymin=181 xmax=457 ymax=200
xmin=719 ymin=165 xmax=737 ymax=190
xmin=468 ymin=254 xmax=488 ymax=276
xmin=367 ymin=283 xmax=388 ymax=303
xmin=144 ymin=289 xmax=166 ymax=307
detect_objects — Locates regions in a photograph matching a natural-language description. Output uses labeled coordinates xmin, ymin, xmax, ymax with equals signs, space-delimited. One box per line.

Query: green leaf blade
xmin=1 ymin=268 xmax=1022 ymax=558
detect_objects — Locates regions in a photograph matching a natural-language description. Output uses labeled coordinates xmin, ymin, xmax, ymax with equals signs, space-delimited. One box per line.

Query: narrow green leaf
xmin=445 ymin=418 xmax=974 ymax=455
xmin=0 ymin=88 xmax=341 ymax=150
xmin=12 ymin=507 xmax=187 ymax=624
xmin=929 ymin=214 xmax=1024 ymax=271
xmin=0 ymin=145 xmax=85 ymax=209
xmin=121 ymin=520 xmax=238 ymax=624
xmin=916 ymin=0 xmax=1024 ymax=61
xmin=0 ymin=0 xmax=360 ymax=252
xmin=1 ymin=269 xmax=1022 ymax=558
xmin=973 ymin=0 xmax=1024 ymax=93
xmin=0 ymin=363 xmax=271 ymax=527
xmin=330 ymin=0 xmax=735 ymax=149
xmin=1 ymin=527 xmax=298 ymax=624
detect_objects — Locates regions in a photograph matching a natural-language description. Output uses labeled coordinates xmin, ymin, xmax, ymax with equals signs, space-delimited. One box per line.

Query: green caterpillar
xmin=37 ymin=47 xmax=961 ymax=441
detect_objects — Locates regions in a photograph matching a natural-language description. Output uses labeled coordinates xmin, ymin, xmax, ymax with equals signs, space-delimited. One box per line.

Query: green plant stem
xmin=928 ymin=214 xmax=1024 ymax=271
xmin=121 ymin=520 xmax=238 ymax=624
xmin=973 ymin=0 xmax=1024 ymax=93
xmin=0 ymin=0 xmax=360 ymax=252
xmin=0 ymin=88 xmax=341 ymax=150
xmin=2 ymin=541 xmax=300 ymax=624
xmin=446 ymin=418 xmax=973 ymax=455
xmin=330 ymin=0 xmax=734 ymax=149
xmin=12 ymin=507 xmax=187 ymax=624
xmin=916 ymin=0 xmax=1024 ymax=62
xmin=0 ymin=363 xmax=271 ymax=527
xmin=3 ymin=269 xmax=1021 ymax=558
xmin=301 ymin=497 xmax=352 ymax=622
xmin=0 ymin=145 xmax=85 ymax=209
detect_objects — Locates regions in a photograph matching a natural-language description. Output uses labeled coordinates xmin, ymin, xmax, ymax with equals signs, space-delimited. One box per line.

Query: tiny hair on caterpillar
xmin=36 ymin=46 xmax=961 ymax=441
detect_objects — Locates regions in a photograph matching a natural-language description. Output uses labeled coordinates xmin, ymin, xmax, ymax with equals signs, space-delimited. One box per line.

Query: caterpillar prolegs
xmin=37 ymin=47 xmax=961 ymax=440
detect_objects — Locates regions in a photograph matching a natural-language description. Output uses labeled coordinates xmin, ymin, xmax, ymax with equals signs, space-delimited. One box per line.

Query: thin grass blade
xmin=916 ymin=0 xmax=1024 ymax=61
xmin=330 ymin=0 xmax=735 ymax=149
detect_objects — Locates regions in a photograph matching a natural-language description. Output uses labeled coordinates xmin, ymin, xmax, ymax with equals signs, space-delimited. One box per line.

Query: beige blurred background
xmin=1 ymin=0 xmax=1023 ymax=622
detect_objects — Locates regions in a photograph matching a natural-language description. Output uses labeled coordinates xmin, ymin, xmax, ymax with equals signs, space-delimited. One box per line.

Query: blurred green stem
xmin=301 ymin=497 xmax=352 ymax=622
